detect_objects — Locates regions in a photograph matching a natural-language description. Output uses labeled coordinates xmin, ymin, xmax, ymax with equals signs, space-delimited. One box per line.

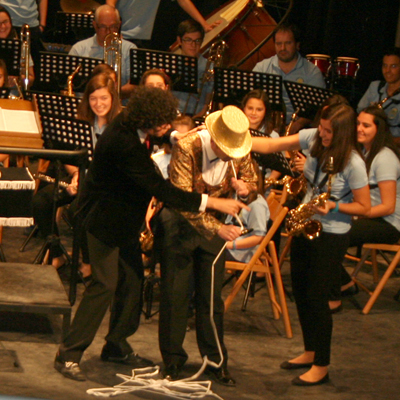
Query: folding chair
xmin=351 ymin=241 xmax=400 ymax=314
xmin=224 ymin=192 xmax=292 ymax=338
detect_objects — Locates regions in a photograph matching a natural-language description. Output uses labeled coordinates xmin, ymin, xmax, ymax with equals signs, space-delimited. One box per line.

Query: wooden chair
xmin=224 ymin=192 xmax=292 ymax=338
xmin=351 ymin=241 xmax=400 ymax=314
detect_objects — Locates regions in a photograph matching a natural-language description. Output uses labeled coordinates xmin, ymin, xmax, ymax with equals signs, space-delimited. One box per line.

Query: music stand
xmin=284 ymin=81 xmax=336 ymax=121
xmin=55 ymin=11 xmax=95 ymax=44
xmin=213 ymin=67 xmax=283 ymax=111
xmin=32 ymin=92 xmax=81 ymax=120
xmin=0 ymin=88 xmax=10 ymax=99
xmin=32 ymin=114 xmax=93 ymax=280
xmin=0 ymin=39 xmax=21 ymax=76
xmin=37 ymin=52 xmax=103 ymax=93
xmin=129 ymin=48 xmax=198 ymax=93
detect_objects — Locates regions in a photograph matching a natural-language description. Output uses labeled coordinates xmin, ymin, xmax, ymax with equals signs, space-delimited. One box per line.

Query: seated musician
xmin=0 ymin=6 xmax=34 ymax=89
xmin=68 ymin=5 xmax=136 ymax=100
xmin=155 ymin=105 xmax=258 ymax=385
xmin=253 ymin=23 xmax=325 ymax=134
xmin=140 ymin=68 xmax=171 ymax=90
xmin=172 ymin=19 xmax=213 ymax=119
xmin=357 ymin=48 xmax=400 ymax=144
xmin=329 ymin=105 xmax=400 ymax=312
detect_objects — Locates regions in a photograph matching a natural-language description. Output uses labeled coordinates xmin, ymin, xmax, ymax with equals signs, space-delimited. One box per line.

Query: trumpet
xmin=104 ymin=32 xmax=122 ymax=96
xmin=20 ymin=24 xmax=30 ymax=91
xmin=285 ymin=157 xmax=334 ymax=240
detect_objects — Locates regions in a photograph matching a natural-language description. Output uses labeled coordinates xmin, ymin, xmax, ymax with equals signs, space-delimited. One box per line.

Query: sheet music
xmin=0 ymin=108 xmax=39 ymax=134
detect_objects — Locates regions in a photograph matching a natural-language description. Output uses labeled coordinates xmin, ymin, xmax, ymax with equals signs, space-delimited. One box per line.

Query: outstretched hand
xmin=206 ymin=197 xmax=250 ymax=215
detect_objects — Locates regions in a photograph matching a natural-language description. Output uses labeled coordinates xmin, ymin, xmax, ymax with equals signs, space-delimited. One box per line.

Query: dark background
xmin=48 ymin=0 xmax=400 ymax=102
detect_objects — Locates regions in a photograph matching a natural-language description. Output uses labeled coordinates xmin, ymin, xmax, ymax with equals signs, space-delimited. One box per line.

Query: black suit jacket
xmin=77 ymin=112 xmax=201 ymax=247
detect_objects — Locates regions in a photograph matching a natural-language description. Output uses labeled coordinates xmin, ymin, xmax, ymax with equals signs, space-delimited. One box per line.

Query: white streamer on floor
xmin=87 ymin=244 xmax=229 ymax=399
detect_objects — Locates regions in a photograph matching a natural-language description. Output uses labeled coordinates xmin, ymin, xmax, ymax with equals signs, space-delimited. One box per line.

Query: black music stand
xmin=213 ymin=67 xmax=283 ymax=111
xmin=32 ymin=115 xmax=93 ymax=292
xmin=32 ymin=92 xmax=81 ymax=120
xmin=37 ymin=52 xmax=103 ymax=93
xmin=54 ymin=11 xmax=95 ymax=44
xmin=0 ymin=39 xmax=21 ymax=77
xmin=284 ymin=81 xmax=336 ymax=121
xmin=129 ymin=48 xmax=198 ymax=93
xmin=0 ymin=88 xmax=10 ymax=99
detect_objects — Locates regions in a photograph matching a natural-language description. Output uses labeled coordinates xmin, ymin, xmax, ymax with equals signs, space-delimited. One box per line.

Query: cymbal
xmin=60 ymin=0 xmax=101 ymax=13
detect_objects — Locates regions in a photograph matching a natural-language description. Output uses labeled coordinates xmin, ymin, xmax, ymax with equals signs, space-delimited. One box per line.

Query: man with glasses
xmin=69 ymin=5 xmax=135 ymax=99
xmin=172 ymin=19 xmax=213 ymax=118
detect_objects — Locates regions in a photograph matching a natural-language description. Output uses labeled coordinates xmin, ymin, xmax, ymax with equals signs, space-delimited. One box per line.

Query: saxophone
xmin=285 ymin=157 xmax=334 ymax=240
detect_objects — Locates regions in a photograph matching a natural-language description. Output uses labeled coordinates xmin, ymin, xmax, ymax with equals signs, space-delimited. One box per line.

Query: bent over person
xmin=156 ymin=106 xmax=258 ymax=385
xmin=54 ymin=88 xmax=249 ymax=381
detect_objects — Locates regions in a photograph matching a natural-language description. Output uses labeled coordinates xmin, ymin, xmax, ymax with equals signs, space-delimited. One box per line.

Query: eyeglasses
xmin=96 ymin=24 xmax=119 ymax=32
xmin=0 ymin=19 xmax=11 ymax=27
xmin=181 ymin=38 xmax=202 ymax=45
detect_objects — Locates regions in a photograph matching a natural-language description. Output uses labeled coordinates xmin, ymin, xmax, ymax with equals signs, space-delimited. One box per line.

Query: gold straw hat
xmin=205 ymin=105 xmax=251 ymax=158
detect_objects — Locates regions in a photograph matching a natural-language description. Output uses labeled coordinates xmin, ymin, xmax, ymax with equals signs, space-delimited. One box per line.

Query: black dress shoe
xmin=54 ymin=355 xmax=86 ymax=381
xmin=330 ymin=304 xmax=343 ymax=314
xmin=341 ymin=284 xmax=359 ymax=297
xmin=280 ymin=360 xmax=313 ymax=370
xmin=101 ymin=351 xmax=154 ymax=368
xmin=163 ymin=365 xmax=181 ymax=381
xmin=291 ymin=373 xmax=329 ymax=386
xmin=205 ymin=366 xmax=236 ymax=387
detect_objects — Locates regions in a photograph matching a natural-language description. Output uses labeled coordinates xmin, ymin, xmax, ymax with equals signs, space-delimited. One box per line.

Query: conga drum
xmin=335 ymin=57 xmax=360 ymax=78
xmin=306 ymin=54 xmax=331 ymax=77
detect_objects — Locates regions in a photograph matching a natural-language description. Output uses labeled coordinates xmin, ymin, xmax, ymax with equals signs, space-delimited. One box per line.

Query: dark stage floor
xmin=0 ymin=220 xmax=399 ymax=400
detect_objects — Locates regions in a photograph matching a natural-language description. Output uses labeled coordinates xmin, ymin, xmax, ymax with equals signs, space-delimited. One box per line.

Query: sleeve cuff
xmin=199 ymin=194 xmax=208 ymax=212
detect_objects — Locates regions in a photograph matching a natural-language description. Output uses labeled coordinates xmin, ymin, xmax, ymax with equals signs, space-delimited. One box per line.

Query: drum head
xmin=335 ymin=56 xmax=359 ymax=62
xmin=306 ymin=54 xmax=330 ymax=59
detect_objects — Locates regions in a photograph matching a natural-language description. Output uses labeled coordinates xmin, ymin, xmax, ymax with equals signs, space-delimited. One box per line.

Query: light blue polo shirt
xmin=253 ymin=54 xmax=326 ymax=124
xmin=299 ymin=128 xmax=368 ymax=234
xmin=69 ymin=34 xmax=136 ymax=87
xmin=0 ymin=0 xmax=39 ymax=27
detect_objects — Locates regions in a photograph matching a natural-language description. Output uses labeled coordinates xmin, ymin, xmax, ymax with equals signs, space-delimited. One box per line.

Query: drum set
xmin=306 ymin=54 xmax=360 ymax=89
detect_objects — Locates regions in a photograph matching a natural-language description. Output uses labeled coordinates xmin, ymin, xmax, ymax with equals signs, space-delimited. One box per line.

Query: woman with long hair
xmin=252 ymin=103 xmax=370 ymax=386
xmin=78 ymin=72 xmax=121 ymax=146
xmin=330 ymin=105 xmax=400 ymax=306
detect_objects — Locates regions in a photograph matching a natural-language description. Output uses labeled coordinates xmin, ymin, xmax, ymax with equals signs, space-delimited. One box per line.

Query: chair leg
xmin=362 ymin=250 xmax=400 ymax=314
xmin=269 ymin=242 xmax=292 ymax=338
xmin=371 ymin=249 xmax=379 ymax=283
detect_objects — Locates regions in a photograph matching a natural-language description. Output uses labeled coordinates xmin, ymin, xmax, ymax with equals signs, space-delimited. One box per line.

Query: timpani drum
xmin=306 ymin=54 xmax=332 ymax=77
xmin=335 ymin=56 xmax=360 ymax=78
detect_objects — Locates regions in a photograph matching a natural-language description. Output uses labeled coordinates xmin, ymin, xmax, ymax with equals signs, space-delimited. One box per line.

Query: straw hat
xmin=205 ymin=105 xmax=251 ymax=158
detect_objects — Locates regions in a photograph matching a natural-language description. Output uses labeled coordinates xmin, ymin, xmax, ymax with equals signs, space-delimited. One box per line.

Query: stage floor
xmin=0 ymin=220 xmax=399 ymax=400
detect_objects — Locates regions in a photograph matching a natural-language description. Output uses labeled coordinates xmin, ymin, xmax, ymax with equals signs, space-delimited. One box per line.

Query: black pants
xmin=330 ymin=218 xmax=400 ymax=300
xmin=59 ymin=232 xmax=144 ymax=363
xmin=291 ymin=232 xmax=349 ymax=366
xmin=156 ymin=208 xmax=228 ymax=368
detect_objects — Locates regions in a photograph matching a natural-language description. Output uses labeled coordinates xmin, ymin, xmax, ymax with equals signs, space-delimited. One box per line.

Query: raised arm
xmin=252 ymin=133 xmax=301 ymax=154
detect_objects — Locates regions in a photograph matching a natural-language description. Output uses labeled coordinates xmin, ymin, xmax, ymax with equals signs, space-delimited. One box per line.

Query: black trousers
xmin=59 ymin=232 xmax=144 ymax=363
xmin=291 ymin=231 xmax=349 ymax=366
xmin=330 ymin=218 xmax=400 ymax=300
xmin=156 ymin=208 xmax=228 ymax=368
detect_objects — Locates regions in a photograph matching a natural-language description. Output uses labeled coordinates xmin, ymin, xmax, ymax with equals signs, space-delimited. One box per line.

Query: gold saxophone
xmin=377 ymin=87 xmax=400 ymax=108
xmin=190 ymin=40 xmax=227 ymax=116
xmin=61 ymin=64 xmax=81 ymax=96
xmin=285 ymin=157 xmax=334 ymax=240
xmin=264 ymin=107 xmax=307 ymax=198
